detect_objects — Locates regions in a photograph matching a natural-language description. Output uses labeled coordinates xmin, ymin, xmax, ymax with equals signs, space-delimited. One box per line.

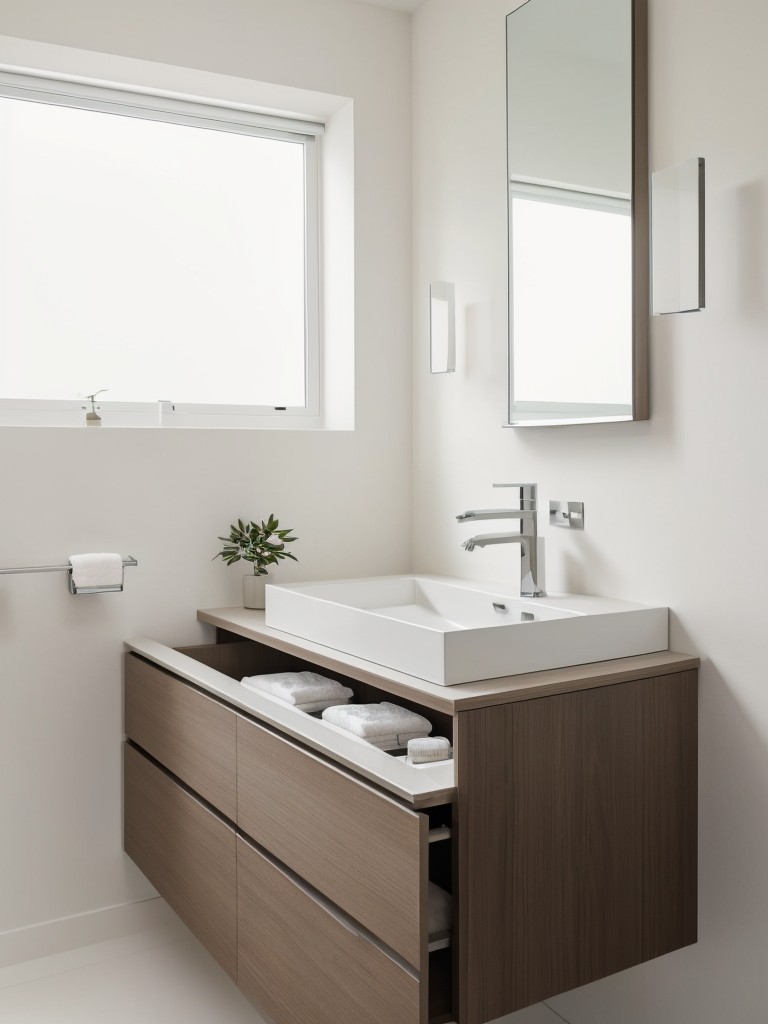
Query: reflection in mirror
xmin=507 ymin=0 xmax=648 ymax=426
xmin=652 ymin=157 xmax=705 ymax=315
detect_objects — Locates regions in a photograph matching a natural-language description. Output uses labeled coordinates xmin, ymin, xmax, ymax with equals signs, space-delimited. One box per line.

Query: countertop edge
xmin=197 ymin=607 xmax=700 ymax=712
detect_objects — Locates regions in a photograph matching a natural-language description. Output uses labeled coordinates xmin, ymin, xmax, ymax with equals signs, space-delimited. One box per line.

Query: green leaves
xmin=213 ymin=514 xmax=298 ymax=575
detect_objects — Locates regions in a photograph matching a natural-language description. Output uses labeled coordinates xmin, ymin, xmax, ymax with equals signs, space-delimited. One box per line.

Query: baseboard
xmin=0 ymin=897 xmax=173 ymax=969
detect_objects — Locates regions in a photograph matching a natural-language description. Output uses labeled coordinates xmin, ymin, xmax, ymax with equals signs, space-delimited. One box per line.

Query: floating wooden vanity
xmin=123 ymin=607 xmax=698 ymax=1024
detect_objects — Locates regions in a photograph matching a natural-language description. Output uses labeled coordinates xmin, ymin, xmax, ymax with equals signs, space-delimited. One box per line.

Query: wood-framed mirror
xmin=506 ymin=0 xmax=648 ymax=426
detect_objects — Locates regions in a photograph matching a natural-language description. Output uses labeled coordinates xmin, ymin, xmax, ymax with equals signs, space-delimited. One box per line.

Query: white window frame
xmin=0 ymin=70 xmax=324 ymax=428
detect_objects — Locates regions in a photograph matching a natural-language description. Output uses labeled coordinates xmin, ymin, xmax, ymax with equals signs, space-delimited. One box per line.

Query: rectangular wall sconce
xmin=651 ymin=156 xmax=705 ymax=314
xmin=430 ymin=281 xmax=455 ymax=373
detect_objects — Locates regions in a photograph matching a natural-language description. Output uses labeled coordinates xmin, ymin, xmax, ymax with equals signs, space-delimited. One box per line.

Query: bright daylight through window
xmin=0 ymin=74 xmax=321 ymax=425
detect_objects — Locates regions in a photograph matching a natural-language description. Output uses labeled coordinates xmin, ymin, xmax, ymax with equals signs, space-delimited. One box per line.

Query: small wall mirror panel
xmin=507 ymin=0 xmax=648 ymax=426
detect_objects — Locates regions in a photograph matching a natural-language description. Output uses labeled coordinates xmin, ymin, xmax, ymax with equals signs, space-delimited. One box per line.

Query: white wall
xmin=413 ymin=1 xmax=768 ymax=1022
xmin=5 ymin=6 xmax=767 ymax=1024
xmin=0 ymin=0 xmax=412 ymax=936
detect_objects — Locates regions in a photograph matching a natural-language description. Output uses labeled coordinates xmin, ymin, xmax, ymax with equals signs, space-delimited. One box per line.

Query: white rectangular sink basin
xmin=265 ymin=575 xmax=668 ymax=686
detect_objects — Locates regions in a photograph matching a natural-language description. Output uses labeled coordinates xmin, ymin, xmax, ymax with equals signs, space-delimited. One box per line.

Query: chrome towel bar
xmin=0 ymin=557 xmax=137 ymax=575
xmin=0 ymin=557 xmax=138 ymax=595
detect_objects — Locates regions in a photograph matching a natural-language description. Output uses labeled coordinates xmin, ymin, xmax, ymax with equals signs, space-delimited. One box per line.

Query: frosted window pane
xmin=0 ymin=97 xmax=307 ymax=407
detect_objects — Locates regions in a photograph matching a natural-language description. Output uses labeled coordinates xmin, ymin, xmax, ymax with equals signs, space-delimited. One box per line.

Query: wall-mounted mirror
xmin=506 ymin=0 xmax=648 ymax=426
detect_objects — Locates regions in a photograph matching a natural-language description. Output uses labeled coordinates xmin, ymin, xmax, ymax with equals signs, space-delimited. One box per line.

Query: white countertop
xmin=197 ymin=606 xmax=698 ymax=715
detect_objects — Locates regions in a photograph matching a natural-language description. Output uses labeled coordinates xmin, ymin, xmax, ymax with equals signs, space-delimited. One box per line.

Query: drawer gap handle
xmin=238 ymin=833 xmax=420 ymax=981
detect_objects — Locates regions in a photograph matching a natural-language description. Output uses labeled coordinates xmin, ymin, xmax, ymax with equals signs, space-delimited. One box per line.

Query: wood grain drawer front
xmin=237 ymin=716 xmax=428 ymax=970
xmin=124 ymin=653 xmax=236 ymax=819
xmin=237 ymin=837 xmax=422 ymax=1024
xmin=123 ymin=743 xmax=237 ymax=979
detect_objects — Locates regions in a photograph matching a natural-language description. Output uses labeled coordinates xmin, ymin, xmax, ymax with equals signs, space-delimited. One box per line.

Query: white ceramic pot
xmin=243 ymin=573 xmax=267 ymax=610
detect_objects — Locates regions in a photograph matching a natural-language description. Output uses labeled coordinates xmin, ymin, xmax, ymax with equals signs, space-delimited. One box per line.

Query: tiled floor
xmin=0 ymin=899 xmax=564 ymax=1024
xmin=0 ymin=902 xmax=261 ymax=1024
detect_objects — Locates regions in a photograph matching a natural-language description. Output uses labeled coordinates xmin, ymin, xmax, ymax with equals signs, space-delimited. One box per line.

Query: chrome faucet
xmin=456 ymin=483 xmax=544 ymax=597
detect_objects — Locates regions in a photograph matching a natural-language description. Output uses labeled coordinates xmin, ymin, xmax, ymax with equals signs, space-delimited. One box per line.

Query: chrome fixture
xmin=457 ymin=483 xmax=544 ymax=597
xmin=0 ymin=556 xmax=138 ymax=595
xmin=81 ymin=388 xmax=108 ymax=427
xmin=548 ymin=500 xmax=585 ymax=530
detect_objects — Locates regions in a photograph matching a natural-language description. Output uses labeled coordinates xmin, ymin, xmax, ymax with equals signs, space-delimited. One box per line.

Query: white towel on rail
xmin=69 ymin=553 xmax=123 ymax=589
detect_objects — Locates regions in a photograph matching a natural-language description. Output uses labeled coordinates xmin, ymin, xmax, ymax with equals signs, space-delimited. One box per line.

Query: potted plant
xmin=214 ymin=515 xmax=298 ymax=609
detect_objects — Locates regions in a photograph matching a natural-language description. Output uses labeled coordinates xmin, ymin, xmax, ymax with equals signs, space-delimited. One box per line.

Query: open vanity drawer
xmin=123 ymin=639 xmax=456 ymax=1024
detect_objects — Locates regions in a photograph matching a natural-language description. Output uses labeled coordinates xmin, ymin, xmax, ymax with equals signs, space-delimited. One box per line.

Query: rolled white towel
xmin=69 ymin=553 xmax=123 ymax=589
xmin=241 ymin=671 xmax=353 ymax=707
xmin=322 ymin=702 xmax=432 ymax=741
xmin=428 ymin=882 xmax=452 ymax=936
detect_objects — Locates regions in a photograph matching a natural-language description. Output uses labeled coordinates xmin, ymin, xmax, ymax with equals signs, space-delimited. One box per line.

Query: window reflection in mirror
xmin=507 ymin=0 xmax=647 ymax=425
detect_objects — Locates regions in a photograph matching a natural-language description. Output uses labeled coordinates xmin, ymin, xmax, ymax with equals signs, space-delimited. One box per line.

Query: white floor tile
xmin=0 ymin=933 xmax=263 ymax=1024
xmin=0 ymin=899 xmax=564 ymax=1024
xmin=0 ymin=904 xmax=190 ymax=992
xmin=0 ymin=898 xmax=176 ymax=970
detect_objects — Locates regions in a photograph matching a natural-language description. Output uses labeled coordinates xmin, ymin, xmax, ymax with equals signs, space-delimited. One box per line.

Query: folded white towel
xmin=69 ymin=553 xmax=123 ymax=589
xmin=294 ymin=697 xmax=352 ymax=714
xmin=321 ymin=702 xmax=432 ymax=741
xmin=241 ymin=671 xmax=353 ymax=707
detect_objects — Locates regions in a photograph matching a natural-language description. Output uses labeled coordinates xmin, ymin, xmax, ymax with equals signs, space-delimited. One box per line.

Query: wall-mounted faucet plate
xmin=549 ymin=501 xmax=585 ymax=529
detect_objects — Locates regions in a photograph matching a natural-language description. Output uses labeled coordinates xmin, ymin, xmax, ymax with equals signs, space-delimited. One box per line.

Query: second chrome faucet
xmin=456 ymin=483 xmax=544 ymax=598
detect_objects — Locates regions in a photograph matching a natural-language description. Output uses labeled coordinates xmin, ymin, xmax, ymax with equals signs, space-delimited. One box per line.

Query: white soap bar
xmin=407 ymin=736 xmax=453 ymax=764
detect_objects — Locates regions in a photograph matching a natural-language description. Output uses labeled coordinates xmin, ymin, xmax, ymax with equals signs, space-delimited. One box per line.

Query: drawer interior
xmin=178 ymin=636 xmax=455 ymax=746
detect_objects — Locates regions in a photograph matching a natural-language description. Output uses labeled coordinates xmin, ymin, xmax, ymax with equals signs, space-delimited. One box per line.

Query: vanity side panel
xmin=640 ymin=670 xmax=698 ymax=959
xmin=456 ymin=670 xmax=698 ymax=1024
